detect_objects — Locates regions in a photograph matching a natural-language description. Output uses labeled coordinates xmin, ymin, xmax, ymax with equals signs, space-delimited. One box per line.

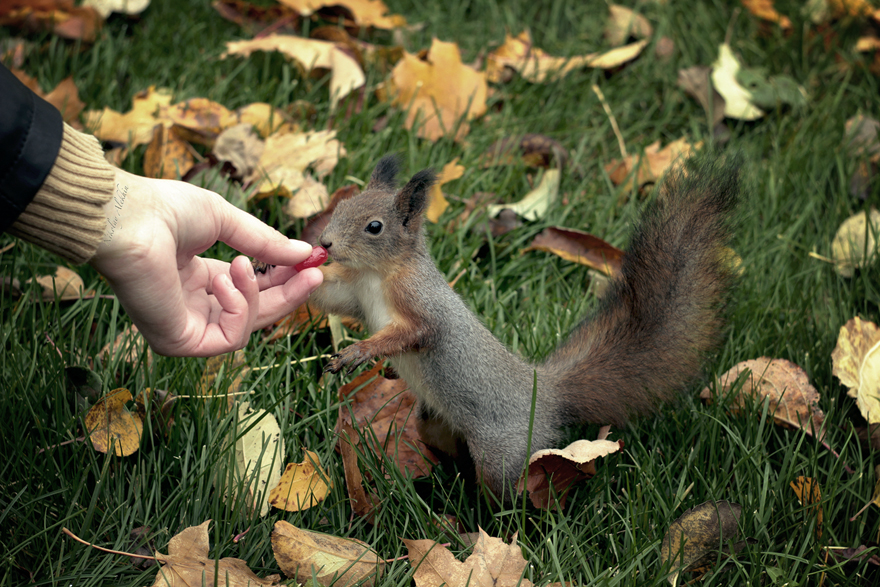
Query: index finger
xmin=214 ymin=197 xmax=313 ymax=266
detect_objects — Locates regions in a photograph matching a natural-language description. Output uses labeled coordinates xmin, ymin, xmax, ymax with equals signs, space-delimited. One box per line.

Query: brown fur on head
xmin=319 ymin=156 xmax=437 ymax=269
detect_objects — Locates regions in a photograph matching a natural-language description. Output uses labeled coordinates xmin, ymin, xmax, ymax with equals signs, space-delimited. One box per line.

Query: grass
xmin=2 ymin=0 xmax=880 ymax=584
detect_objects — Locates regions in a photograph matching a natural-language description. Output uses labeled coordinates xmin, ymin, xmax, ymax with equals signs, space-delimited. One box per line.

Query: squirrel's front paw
xmin=325 ymin=344 xmax=372 ymax=374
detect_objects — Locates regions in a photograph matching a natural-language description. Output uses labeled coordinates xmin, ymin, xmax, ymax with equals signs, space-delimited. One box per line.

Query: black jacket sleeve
xmin=0 ymin=63 xmax=64 ymax=234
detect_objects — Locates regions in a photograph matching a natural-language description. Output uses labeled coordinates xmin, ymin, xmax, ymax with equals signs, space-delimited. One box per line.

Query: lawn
xmin=2 ymin=0 xmax=880 ymax=585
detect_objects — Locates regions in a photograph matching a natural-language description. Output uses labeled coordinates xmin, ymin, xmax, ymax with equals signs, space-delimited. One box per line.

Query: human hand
xmin=89 ymin=169 xmax=323 ymax=357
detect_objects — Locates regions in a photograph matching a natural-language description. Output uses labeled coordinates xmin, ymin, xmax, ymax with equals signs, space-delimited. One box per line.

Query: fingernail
xmin=289 ymin=239 xmax=313 ymax=256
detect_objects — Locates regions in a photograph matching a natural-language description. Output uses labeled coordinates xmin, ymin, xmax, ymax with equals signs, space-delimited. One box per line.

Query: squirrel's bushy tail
xmin=542 ymin=155 xmax=739 ymax=427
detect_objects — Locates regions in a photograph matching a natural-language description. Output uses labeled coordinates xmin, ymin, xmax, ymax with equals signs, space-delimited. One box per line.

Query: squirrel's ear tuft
xmin=367 ymin=155 xmax=400 ymax=189
xmin=395 ymin=168 xmax=437 ymax=227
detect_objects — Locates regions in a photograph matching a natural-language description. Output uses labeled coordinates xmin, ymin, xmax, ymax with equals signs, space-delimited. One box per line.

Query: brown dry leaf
xmin=279 ymin=0 xmax=405 ymax=29
xmin=337 ymin=362 xmax=438 ymax=479
xmin=84 ymin=86 xmax=174 ymax=147
xmin=677 ymin=66 xmax=726 ymax=127
xmin=152 ymin=520 xmax=280 ymax=586
xmin=405 ymin=528 xmax=533 ymax=587
xmin=164 ymin=98 xmax=235 ymax=146
xmin=263 ymin=301 xmax=329 ymax=342
xmin=486 ymin=30 xmax=648 ymax=84
xmin=822 ymin=545 xmax=880 ymax=567
xmin=487 ymin=169 xmax=560 ymax=221
xmin=605 ymin=138 xmax=700 ymax=190
xmin=0 ymin=0 xmax=103 ymax=42
xmin=135 ymin=388 xmax=177 ymax=438
xmin=517 ymin=439 xmax=623 ymax=510
xmin=522 ymin=227 xmax=624 ymax=277
xmin=831 ymin=316 xmax=880 ymax=424
xmin=143 ymin=125 xmax=195 ymax=179
xmin=199 ymin=350 xmax=249 ymax=409
xmin=845 ymin=113 xmax=880 ymax=162
xmin=99 ymin=324 xmax=153 ymax=369
xmin=271 ymin=520 xmax=383 ymax=586
xmin=11 ymin=70 xmax=85 ymax=127
xmin=483 ymin=133 xmax=569 ymax=169
xmin=701 ymin=357 xmax=826 ymax=439
xmin=213 ymin=123 xmax=265 ymax=179
xmin=426 ymin=159 xmax=464 ymax=223
xmin=212 ymin=0 xmax=300 ymax=34
xmin=741 ymin=0 xmax=792 ymax=29
xmin=223 ymin=34 xmax=364 ymax=108
xmin=390 ymin=38 xmax=488 ymax=142
xmin=605 ymin=4 xmax=653 ymax=46
xmin=84 ymin=388 xmax=143 ymax=457
xmin=81 ymin=0 xmax=149 ymax=18
xmin=269 ymin=450 xmax=332 ymax=511
xmin=27 ymin=266 xmax=86 ymax=301
xmin=661 ymin=501 xmax=743 ymax=586
xmin=337 ymin=419 xmax=379 ymax=522
xmin=831 ymin=208 xmax=880 ymax=278
xmin=248 ymin=129 xmax=345 ymax=216
xmin=790 ymin=476 xmax=823 ymax=537
xmin=822 ymin=0 xmax=880 ymax=21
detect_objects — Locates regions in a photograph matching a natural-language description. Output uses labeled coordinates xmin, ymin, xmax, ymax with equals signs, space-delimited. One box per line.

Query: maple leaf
xmin=404 ymin=528 xmax=533 ymax=587
xmin=278 ymin=0 xmax=405 ymax=29
xmin=425 ymin=159 xmax=464 ymax=222
xmin=84 ymin=86 xmax=174 ymax=147
xmin=390 ymin=38 xmax=488 ymax=142
xmin=604 ymin=137 xmax=700 ymax=191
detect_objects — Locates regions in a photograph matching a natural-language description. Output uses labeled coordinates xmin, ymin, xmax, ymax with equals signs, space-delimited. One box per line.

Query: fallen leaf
xmin=212 ymin=0 xmax=301 ymax=34
xmin=164 ymin=97 xmax=235 ymax=146
xmin=269 ymin=450 xmax=332 ymax=511
xmin=135 ymin=388 xmax=177 ymax=438
xmin=605 ymin=137 xmax=700 ymax=190
xmin=271 ymin=520 xmax=383 ymax=586
xmin=222 ymin=34 xmax=365 ymax=108
xmin=248 ymin=129 xmax=345 ymax=215
xmin=337 ymin=419 xmax=379 ymax=522
xmin=336 ymin=362 xmax=438 ymax=479
xmin=741 ymin=0 xmax=792 ymax=29
xmin=483 ymin=134 xmax=569 ymax=169
xmin=199 ymin=350 xmax=249 ymax=408
xmin=236 ymin=102 xmax=297 ymax=137
xmin=82 ymin=0 xmax=150 ymax=18
xmin=84 ymin=388 xmax=143 ymax=457
xmin=213 ymin=123 xmax=265 ymax=179
xmin=98 ymin=324 xmax=153 ymax=369
xmin=845 ymin=113 xmax=880 ymax=162
xmin=486 ymin=29 xmax=648 ymax=84
xmin=522 ymin=226 xmax=624 ymax=276
xmin=152 ymin=520 xmax=280 ymax=586
xmin=143 ymin=125 xmax=194 ymax=179
xmin=390 ymin=38 xmax=488 ymax=142
xmin=27 ymin=266 xmax=85 ymax=301
xmin=831 ymin=208 xmax=880 ymax=277
xmin=701 ymin=358 xmax=826 ymax=439
xmin=217 ymin=402 xmax=286 ymax=517
xmin=661 ymin=501 xmax=744 ymax=586
xmin=790 ymin=476 xmax=823 ymax=537
xmin=678 ymin=66 xmax=725 ymax=127
xmin=0 ymin=0 xmax=103 ymax=42
xmin=711 ymin=43 xmax=765 ymax=121
xmin=605 ymin=4 xmax=653 ymax=46
xmin=405 ymin=528 xmax=533 ymax=587
xmin=84 ymin=86 xmax=174 ymax=147
xmin=426 ymin=159 xmax=464 ymax=223
xmin=516 ymin=438 xmax=623 ymax=510
xmin=822 ymin=545 xmax=880 ymax=567
xmin=12 ymin=70 xmax=85 ymax=127
xmin=856 ymin=36 xmax=880 ymax=52
xmin=278 ymin=0 xmax=405 ymax=29
xmin=487 ymin=168 xmax=560 ymax=221
xmin=831 ymin=316 xmax=880 ymax=424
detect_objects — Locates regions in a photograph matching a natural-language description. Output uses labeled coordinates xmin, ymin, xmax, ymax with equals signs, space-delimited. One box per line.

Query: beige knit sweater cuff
xmin=9 ymin=123 xmax=115 ymax=265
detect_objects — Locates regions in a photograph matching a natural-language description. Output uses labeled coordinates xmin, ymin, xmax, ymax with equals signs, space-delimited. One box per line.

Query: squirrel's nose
xmin=319 ymin=238 xmax=332 ymax=249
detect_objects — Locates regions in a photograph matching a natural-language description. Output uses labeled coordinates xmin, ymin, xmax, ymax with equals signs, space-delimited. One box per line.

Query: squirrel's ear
xmin=395 ymin=168 xmax=437 ymax=228
xmin=367 ymin=155 xmax=400 ymax=189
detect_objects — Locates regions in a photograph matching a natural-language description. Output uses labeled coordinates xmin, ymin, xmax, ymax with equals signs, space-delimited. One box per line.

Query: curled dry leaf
xmin=487 ymin=168 xmax=560 ymax=221
xmin=605 ymin=137 xmax=700 ymax=191
xmin=223 ymin=34 xmax=365 ymax=108
xmin=522 ymin=226 xmax=624 ymax=277
xmin=143 ymin=125 xmax=194 ymax=179
xmin=790 ymin=476 xmax=823 ymax=537
xmin=99 ymin=324 xmax=153 ymax=369
xmin=831 ymin=316 xmax=880 ymax=424
xmin=336 ymin=362 xmax=438 ymax=479
xmin=212 ymin=0 xmax=301 ymax=34
xmin=483 ymin=133 xmax=569 ymax=169
xmin=405 ymin=528 xmax=533 ymax=587
xmin=271 ymin=520 xmax=383 ymax=586
xmin=605 ymin=4 xmax=653 ymax=47
xmin=217 ymin=402 xmax=285 ymax=517
xmin=678 ymin=66 xmax=725 ymax=127
xmin=81 ymin=0 xmax=149 ymax=18
xmin=516 ymin=438 xmax=623 ymax=510
xmin=390 ymin=38 xmax=488 ymax=142
xmin=10 ymin=69 xmax=84 ymax=127
xmin=486 ymin=29 xmax=648 ymax=84
xmin=822 ymin=545 xmax=880 ymax=567
xmin=84 ymin=388 xmax=143 ymax=457
xmin=701 ymin=357 xmax=826 ymax=439
xmin=741 ymin=0 xmax=792 ymax=29
xmin=661 ymin=500 xmax=743 ymax=586
xmin=845 ymin=113 xmax=880 ymax=162
xmin=831 ymin=208 xmax=880 ymax=277
xmin=426 ymin=159 xmax=464 ymax=223
xmin=279 ymin=0 xmax=405 ymax=29
xmin=0 ymin=0 xmax=103 ymax=42
xmin=152 ymin=520 xmax=280 ymax=586
xmin=711 ymin=44 xmax=764 ymax=121
xmin=27 ymin=266 xmax=85 ymax=301
xmin=213 ymin=123 xmax=265 ymax=179
xmin=269 ymin=449 xmax=332 ymax=511
xmin=338 ymin=419 xmax=379 ymax=522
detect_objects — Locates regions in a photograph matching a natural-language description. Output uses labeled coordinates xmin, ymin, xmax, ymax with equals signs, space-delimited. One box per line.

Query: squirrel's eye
xmin=365 ymin=220 xmax=383 ymax=235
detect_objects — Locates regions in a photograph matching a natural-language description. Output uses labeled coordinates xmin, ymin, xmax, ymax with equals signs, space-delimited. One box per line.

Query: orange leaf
xmin=741 ymin=0 xmax=792 ymax=29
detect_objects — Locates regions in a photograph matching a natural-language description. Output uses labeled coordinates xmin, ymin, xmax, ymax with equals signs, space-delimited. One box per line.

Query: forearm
xmin=8 ymin=123 xmax=115 ymax=264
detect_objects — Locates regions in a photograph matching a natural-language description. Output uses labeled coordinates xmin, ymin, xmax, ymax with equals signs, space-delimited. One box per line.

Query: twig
xmin=250 ymin=354 xmax=333 ymax=371
xmin=0 ymin=242 xmax=15 ymax=255
xmin=592 ymin=84 xmax=627 ymax=159
xmin=175 ymin=390 xmax=254 ymax=399
xmin=37 ymin=436 xmax=85 ymax=454
xmin=63 ymin=527 xmax=159 ymax=560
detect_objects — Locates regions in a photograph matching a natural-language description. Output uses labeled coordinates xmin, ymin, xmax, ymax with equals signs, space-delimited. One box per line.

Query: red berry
xmin=295 ymin=246 xmax=328 ymax=271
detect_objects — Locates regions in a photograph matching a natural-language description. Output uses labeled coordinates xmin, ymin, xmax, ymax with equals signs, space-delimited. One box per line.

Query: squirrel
xmin=310 ymin=154 xmax=739 ymax=500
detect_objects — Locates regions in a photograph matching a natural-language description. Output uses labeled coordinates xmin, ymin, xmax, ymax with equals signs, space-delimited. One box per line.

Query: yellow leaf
xmin=85 ymin=388 xmax=143 ymax=457
xmin=831 ymin=208 xmax=880 ymax=277
xmin=83 ymin=87 xmax=174 ymax=147
xmin=278 ymin=0 xmax=405 ymax=29
xmin=711 ymin=44 xmax=765 ymax=121
xmin=790 ymin=476 xmax=823 ymax=536
xmin=741 ymin=0 xmax=792 ymax=29
xmin=28 ymin=266 xmax=85 ymax=301
xmin=269 ymin=450 xmax=332 ymax=511
xmin=831 ymin=317 xmax=880 ymax=424
xmin=487 ymin=168 xmax=560 ymax=221
xmin=425 ymin=159 xmax=464 ymax=223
